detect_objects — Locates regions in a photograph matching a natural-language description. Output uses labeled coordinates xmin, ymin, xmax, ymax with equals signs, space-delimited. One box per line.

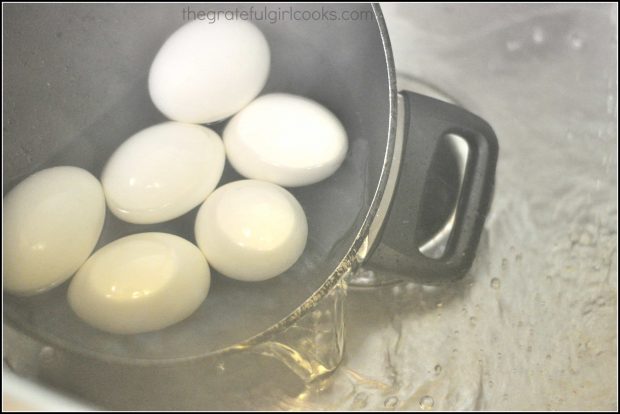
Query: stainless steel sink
xmin=3 ymin=3 xmax=617 ymax=410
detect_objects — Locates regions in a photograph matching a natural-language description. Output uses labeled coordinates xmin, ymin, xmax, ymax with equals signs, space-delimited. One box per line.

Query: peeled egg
xmin=102 ymin=122 xmax=225 ymax=224
xmin=224 ymin=93 xmax=348 ymax=187
xmin=195 ymin=180 xmax=307 ymax=282
xmin=3 ymin=166 xmax=105 ymax=296
xmin=68 ymin=233 xmax=210 ymax=335
xmin=149 ymin=19 xmax=270 ymax=124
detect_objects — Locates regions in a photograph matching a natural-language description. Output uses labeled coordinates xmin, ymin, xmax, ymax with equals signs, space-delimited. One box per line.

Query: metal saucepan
xmin=3 ymin=3 xmax=498 ymax=409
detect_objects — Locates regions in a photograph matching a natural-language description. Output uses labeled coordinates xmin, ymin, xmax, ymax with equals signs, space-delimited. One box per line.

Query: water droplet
xmin=434 ymin=364 xmax=442 ymax=374
xmin=216 ymin=362 xmax=225 ymax=374
xmin=392 ymin=285 xmax=403 ymax=296
xmin=506 ymin=40 xmax=522 ymax=52
xmin=384 ymin=396 xmax=399 ymax=409
xmin=568 ymin=32 xmax=584 ymax=50
xmin=532 ymin=27 xmax=545 ymax=44
xmin=436 ymin=302 xmax=443 ymax=308
xmin=39 ymin=346 xmax=55 ymax=364
xmin=490 ymin=278 xmax=501 ymax=289
xmin=419 ymin=395 xmax=434 ymax=410
xmin=469 ymin=316 xmax=477 ymax=326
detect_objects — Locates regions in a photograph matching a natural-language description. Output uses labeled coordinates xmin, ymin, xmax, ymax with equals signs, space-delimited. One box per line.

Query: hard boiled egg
xmin=149 ymin=19 xmax=270 ymax=124
xmin=68 ymin=232 xmax=210 ymax=335
xmin=224 ymin=93 xmax=348 ymax=187
xmin=195 ymin=180 xmax=307 ymax=282
xmin=3 ymin=166 xmax=106 ymax=296
xmin=102 ymin=122 xmax=225 ymax=224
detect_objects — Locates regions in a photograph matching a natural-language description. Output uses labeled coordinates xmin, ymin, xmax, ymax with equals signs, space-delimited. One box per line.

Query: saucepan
xmin=3 ymin=3 xmax=498 ymax=410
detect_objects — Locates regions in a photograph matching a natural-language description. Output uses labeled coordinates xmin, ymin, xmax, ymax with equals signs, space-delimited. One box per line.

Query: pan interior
xmin=2 ymin=3 xmax=391 ymax=360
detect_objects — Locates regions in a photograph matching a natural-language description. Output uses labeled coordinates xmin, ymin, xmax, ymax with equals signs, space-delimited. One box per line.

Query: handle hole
xmin=418 ymin=133 xmax=469 ymax=259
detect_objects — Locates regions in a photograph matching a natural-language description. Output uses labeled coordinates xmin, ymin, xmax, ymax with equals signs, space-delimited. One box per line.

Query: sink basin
xmin=3 ymin=3 xmax=617 ymax=410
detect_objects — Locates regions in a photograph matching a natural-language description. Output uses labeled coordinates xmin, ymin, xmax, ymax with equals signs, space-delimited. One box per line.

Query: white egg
xmin=68 ymin=232 xmax=210 ymax=335
xmin=149 ymin=19 xmax=270 ymax=124
xmin=195 ymin=180 xmax=307 ymax=282
xmin=3 ymin=166 xmax=105 ymax=296
xmin=224 ymin=93 xmax=348 ymax=187
xmin=102 ymin=122 xmax=225 ymax=224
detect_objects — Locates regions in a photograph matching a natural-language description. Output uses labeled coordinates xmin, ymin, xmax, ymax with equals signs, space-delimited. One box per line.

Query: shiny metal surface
xmin=3 ymin=3 xmax=617 ymax=411
xmin=291 ymin=3 xmax=617 ymax=410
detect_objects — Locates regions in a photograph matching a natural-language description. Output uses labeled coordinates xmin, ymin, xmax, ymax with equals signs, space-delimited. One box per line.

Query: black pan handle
xmin=365 ymin=91 xmax=498 ymax=284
